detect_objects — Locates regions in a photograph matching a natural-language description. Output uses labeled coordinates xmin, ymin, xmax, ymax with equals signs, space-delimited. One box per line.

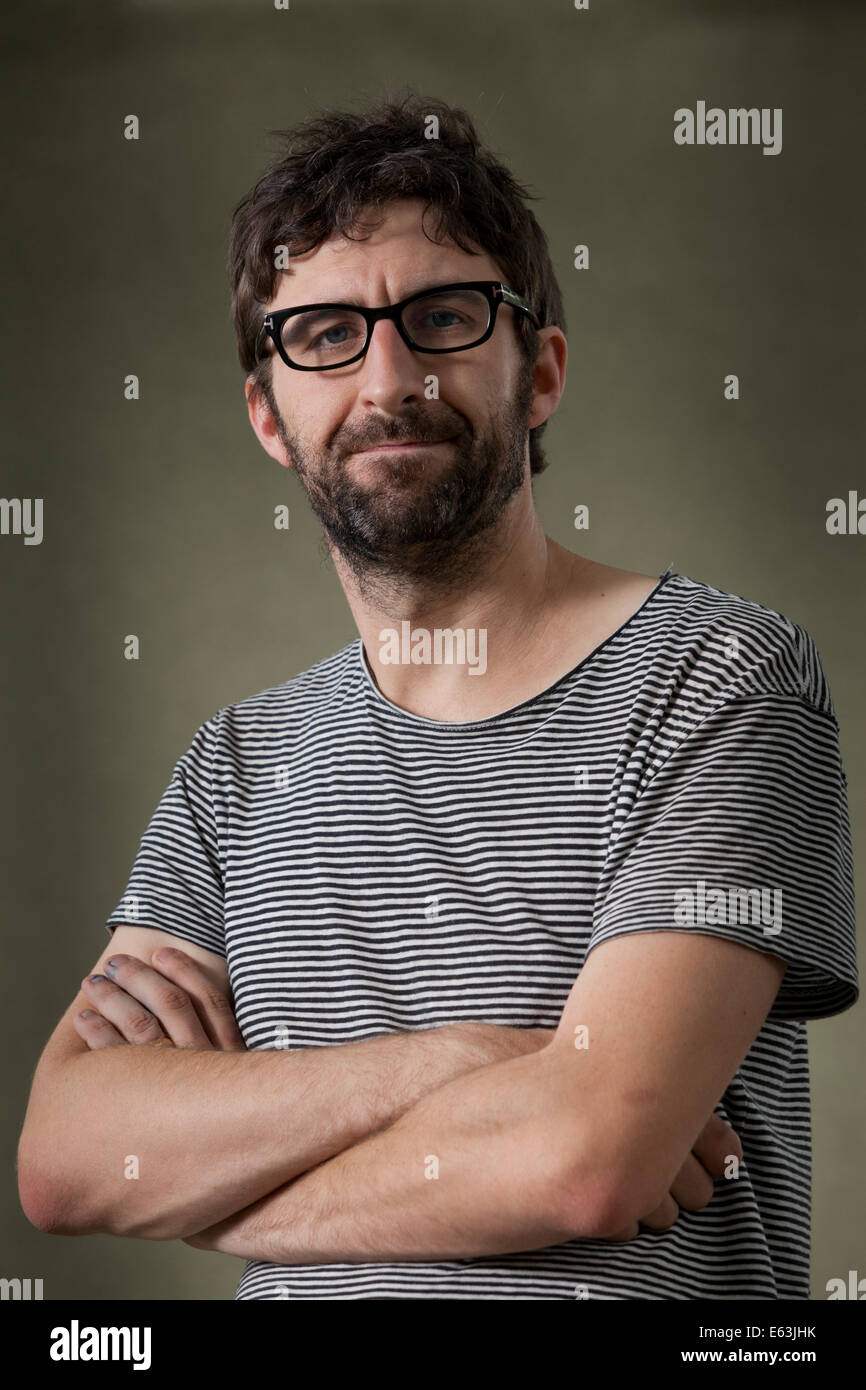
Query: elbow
xmin=17 ymin=1082 xmax=101 ymax=1236
xmin=18 ymin=1159 xmax=85 ymax=1237
xmin=548 ymin=1146 xmax=652 ymax=1242
xmin=556 ymin=1169 xmax=676 ymax=1241
xmin=18 ymin=1149 xmax=183 ymax=1242
xmin=17 ymin=1135 xmax=114 ymax=1238
xmin=18 ymin=1163 xmax=152 ymax=1239
xmin=550 ymin=1169 xmax=627 ymax=1242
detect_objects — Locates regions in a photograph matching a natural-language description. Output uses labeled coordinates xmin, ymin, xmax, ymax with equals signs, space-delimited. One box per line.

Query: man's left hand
xmin=74 ymin=949 xmax=246 ymax=1052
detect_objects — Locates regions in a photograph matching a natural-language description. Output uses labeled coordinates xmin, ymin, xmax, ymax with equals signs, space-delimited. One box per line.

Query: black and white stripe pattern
xmin=106 ymin=570 xmax=858 ymax=1299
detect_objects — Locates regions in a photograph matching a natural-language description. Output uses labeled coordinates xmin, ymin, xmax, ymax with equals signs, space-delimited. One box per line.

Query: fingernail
xmin=89 ymin=974 xmax=106 ymax=983
xmin=153 ymin=949 xmax=177 ymax=963
xmin=79 ymin=1010 xmax=96 ymax=1018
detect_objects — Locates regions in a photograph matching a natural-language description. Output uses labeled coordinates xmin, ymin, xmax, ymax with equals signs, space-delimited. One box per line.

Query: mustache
xmin=336 ymin=414 xmax=467 ymax=455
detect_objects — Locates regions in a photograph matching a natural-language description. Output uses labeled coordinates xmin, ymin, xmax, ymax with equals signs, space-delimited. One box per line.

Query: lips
xmin=354 ymin=437 xmax=455 ymax=452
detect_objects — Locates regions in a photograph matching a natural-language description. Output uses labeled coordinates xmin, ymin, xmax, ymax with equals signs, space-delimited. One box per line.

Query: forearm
xmin=21 ymin=1023 xmax=531 ymax=1241
xmin=190 ymin=1045 xmax=604 ymax=1264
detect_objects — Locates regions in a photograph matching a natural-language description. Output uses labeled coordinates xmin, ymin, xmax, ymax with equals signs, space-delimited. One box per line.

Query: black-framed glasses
xmin=253 ymin=280 xmax=541 ymax=371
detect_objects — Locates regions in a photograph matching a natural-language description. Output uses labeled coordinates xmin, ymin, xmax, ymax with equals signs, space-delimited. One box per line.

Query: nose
xmin=356 ymin=316 xmax=425 ymax=411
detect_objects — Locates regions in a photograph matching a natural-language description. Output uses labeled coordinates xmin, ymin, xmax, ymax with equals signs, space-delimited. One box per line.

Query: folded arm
xmin=187 ymin=1043 xmax=604 ymax=1263
xmin=17 ymin=925 xmax=547 ymax=1241
xmin=187 ymin=930 xmax=787 ymax=1263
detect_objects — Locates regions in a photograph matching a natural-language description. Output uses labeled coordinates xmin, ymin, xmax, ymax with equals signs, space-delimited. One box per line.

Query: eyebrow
xmin=290 ymin=278 xmax=469 ymax=308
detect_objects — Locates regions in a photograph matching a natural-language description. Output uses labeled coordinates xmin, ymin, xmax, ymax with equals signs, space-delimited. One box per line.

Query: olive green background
xmin=2 ymin=0 xmax=862 ymax=1300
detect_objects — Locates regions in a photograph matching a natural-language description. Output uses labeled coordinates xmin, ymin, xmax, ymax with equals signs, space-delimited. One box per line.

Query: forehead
xmin=270 ymin=198 xmax=503 ymax=308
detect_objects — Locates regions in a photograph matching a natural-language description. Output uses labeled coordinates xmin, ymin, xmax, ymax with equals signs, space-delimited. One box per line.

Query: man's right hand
xmin=602 ymin=1110 xmax=742 ymax=1241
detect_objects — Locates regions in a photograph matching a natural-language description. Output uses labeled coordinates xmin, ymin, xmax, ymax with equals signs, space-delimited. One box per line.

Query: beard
xmin=265 ymin=356 xmax=537 ymax=604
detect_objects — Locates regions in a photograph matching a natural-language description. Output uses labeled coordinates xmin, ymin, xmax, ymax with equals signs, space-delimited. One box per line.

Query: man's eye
xmin=311 ymin=323 xmax=353 ymax=348
xmin=283 ymin=311 xmax=367 ymax=360
xmin=420 ymin=309 xmax=463 ymax=329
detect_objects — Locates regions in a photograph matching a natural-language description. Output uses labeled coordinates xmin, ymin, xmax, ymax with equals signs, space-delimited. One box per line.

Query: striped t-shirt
xmin=106 ymin=569 xmax=858 ymax=1300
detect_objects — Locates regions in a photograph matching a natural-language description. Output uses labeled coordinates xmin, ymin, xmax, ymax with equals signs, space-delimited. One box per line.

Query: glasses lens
xmin=403 ymin=288 xmax=490 ymax=349
xmin=281 ymin=308 xmax=368 ymax=368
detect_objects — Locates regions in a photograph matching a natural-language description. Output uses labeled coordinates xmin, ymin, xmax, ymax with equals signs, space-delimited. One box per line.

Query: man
xmin=18 ymin=95 xmax=857 ymax=1300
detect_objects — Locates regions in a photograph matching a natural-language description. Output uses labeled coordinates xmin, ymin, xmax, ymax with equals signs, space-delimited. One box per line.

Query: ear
xmin=527 ymin=326 xmax=567 ymax=430
xmin=245 ymin=376 xmax=294 ymax=470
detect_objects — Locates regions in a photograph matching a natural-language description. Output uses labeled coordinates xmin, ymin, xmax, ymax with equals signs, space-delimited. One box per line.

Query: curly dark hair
xmin=228 ymin=92 xmax=566 ymax=475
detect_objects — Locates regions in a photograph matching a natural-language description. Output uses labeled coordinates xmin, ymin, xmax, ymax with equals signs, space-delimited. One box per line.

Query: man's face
xmin=247 ymin=198 xmax=554 ymax=595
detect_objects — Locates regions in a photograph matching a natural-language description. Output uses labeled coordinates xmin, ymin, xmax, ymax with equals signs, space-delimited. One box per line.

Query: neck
xmin=332 ymin=491 xmax=590 ymax=722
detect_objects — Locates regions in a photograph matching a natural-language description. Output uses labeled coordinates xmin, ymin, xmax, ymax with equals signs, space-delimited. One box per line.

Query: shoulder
xmin=647 ymin=571 xmax=835 ymax=723
xmin=187 ymin=639 xmax=362 ymax=754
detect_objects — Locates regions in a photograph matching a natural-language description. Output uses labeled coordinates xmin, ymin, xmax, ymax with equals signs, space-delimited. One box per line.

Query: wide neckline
xmin=357 ymin=567 xmax=677 ymax=730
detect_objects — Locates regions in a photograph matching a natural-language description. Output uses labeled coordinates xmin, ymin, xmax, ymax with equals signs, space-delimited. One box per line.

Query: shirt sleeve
xmin=104 ymin=714 xmax=226 ymax=959
xmin=590 ymin=693 xmax=858 ymax=1022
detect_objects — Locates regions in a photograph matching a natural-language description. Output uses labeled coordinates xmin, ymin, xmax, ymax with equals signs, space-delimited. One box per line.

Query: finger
xmin=600 ymin=1222 xmax=640 ymax=1242
xmin=95 ymin=956 xmax=211 ymax=1048
xmin=149 ymin=948 xmax=245 ymax=1051
xmin=637 ymin=1192 xmax=680 ymax=1232
xmin=691 ymin=1111 xmax=743 ymax=1179
xmin=80 ymin=974 xmax=169 ymax=1046
xmin=668 ymin=1151 xmax=716 ymax=1212
xmin=72 ymin=1007 xmax=129 ymax=1050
